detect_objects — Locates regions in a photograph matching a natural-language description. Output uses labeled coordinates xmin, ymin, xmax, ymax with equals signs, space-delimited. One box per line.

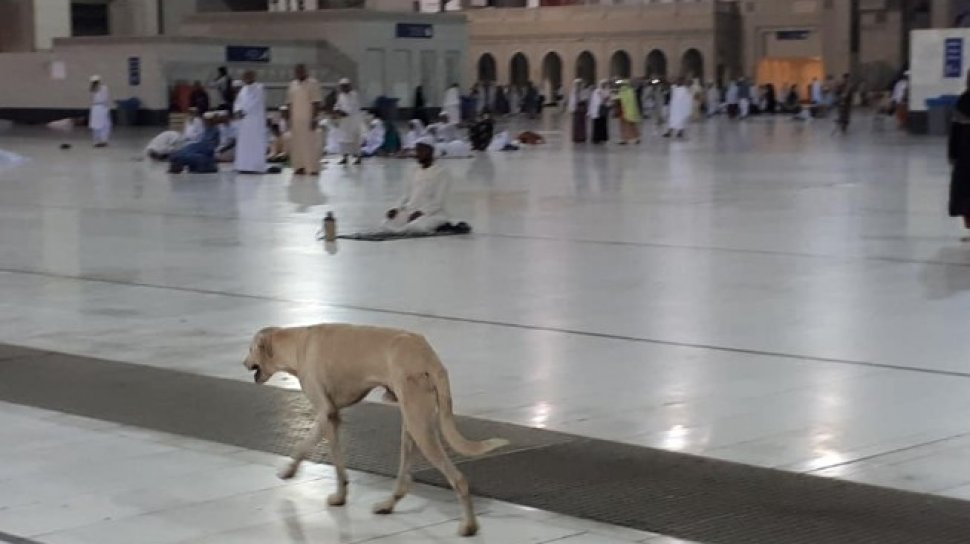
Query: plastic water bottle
xmin=323 ymin=212 xmax=337 ymax=242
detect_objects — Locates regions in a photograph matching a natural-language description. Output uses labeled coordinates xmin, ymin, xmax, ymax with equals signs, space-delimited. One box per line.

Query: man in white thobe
xmin=232 ymin=71 xmax=268 ymax=174
xmin=382 ymin=140 xmax=452 ymax=234
xmin=144 ymin=131 xmax=185 ymax=161
xmin=361 ymin=119 xmax=386 ymax=156
xmin=428 ymin=113 xmax=471 ymax=158
xmin=88 ymin=75 xmax=111 ymax=147
xmin=443 ymin=83 xmax=461 ymax=125
xmin=810 ymin=77 xmax=824 ymax=105
xmin=334 ymin=78 xmax=363 ymax=165
xmin=664 ymin=78 xmax=692 ymax=138
xmin=286 ymin=64 xmax=322 ymax=175
xmin=183 ymin=108 xmax=205 ymax=144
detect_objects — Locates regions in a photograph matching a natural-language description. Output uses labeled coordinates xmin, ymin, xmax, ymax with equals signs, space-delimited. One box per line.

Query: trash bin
xmin=115 ymin=97 xmax=141 ymax=126
xmin=926 ymin=95 xmax=959 ymax=136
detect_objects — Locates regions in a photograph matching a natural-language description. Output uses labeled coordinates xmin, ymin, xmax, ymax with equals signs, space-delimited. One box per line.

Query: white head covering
xmin=203 ymin=111 xmax=218 ymax=119
xmin=89 ymin=75 xmax=101 ymax=82
xmin=414 ymin=136 xmax=434 ymax=148
xmin=409 ymin=119 xmax=425 ymax=130
xmin=232 ymin=80 xmax=244 ymax=88
xmin=370 ymin=119 xmax=382 ymax=127
xmin=338 ymin=77 xmax=351 ymax=85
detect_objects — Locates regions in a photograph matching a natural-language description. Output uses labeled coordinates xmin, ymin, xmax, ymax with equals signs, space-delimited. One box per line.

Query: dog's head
xmin=243 ymin=327 xmax=280 ymax=384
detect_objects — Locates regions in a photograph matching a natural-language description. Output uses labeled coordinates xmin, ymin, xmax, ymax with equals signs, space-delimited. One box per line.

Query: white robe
xmin=402 ymin=121 xmax=426 ymax=150
xmin=726 ymin=83 xmax=739 ymax=105
xmin=287 ymin=77 xmax=322 ymax=172
xmin=383 ymin=164 xmax=451 ymax=233
xmin=361 ymin=123 xmax=386 ymax=156
xmin=145 ymin=131 xmax=185 ymax=157
xmin=183 ymin=117 xmax=205 ymax=143
xmin=334 ymin=90 xmax=363 ymax=154
xmin=811 ymin=81 xmax=824 ymax=104
xmin=89 ymin=85 xmax=111 ymax=142
xmin=667 ymin=85 xmax=692 ymax=131
xmin=892 ymin=79 xmax=908 ymax=104
xmin=487 ymin=131 xmax=517 ymax=152
xmin=706 ymin=87 xmax=721 ymax=116
xmin=435 ymin=140 xmax=472 ymax=159
xmin=443 ymin=87 xmax=461 ymax=124
xmin=429 ymin=122 xmax=461 ymax=143
xmin=233 ymin=82 xmax=267 ymax=173
xmin=588 ymin=88 xmax=609 ymax=119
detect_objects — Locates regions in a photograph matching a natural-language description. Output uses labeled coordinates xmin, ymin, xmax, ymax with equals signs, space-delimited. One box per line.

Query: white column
xmin=31 ymin=0 xmax=71 ymax=50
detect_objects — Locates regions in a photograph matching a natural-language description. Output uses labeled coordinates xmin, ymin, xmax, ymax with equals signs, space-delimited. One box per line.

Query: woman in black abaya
xmin=949 ymin=71 xmax=970 ymax=240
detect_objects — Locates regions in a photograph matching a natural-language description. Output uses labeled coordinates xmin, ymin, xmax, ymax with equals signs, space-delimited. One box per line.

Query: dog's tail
xmin=419 ymin=340 xmax=509 ymax=457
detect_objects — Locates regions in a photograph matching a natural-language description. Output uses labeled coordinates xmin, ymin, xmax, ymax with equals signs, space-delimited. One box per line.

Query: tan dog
xmin=243 ymin=323 xmax=509 ymax=536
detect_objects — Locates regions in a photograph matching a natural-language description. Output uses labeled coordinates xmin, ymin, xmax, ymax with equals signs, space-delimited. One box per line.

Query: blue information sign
xmin=945 ymin=37 xmax=963 ymax=78
xmin=396 ymin=23 xmax=433 ymax=39
xmin=127 ymin=56 xmax=140 ymax=86
xmin=776 ymin=30 xmax=810 ymax=41
xmin=226 ymin=46 xmax=271 ymax=63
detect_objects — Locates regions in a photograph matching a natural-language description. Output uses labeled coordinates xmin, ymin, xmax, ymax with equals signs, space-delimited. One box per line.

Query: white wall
xmin=32 ymin=0 xmax=71 ymax=50
xmin=910 ymin=28 xmax=970 ymax=112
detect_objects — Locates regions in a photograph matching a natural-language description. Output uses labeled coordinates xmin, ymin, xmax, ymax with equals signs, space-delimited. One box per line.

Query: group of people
xmin=567 ymin=77 xmax=695 ymax=143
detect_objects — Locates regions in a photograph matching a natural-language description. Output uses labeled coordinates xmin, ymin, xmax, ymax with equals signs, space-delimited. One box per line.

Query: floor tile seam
xmin=27 ymin=472 xmax=334 ymax=541
xmin=0 ymin=200 xmax=315 ymax=227
xmin=482 ymin=232 xmax=970 ymax=269
xmin=1 ymin=266 xmax=968 ymax=382
xmin=351 ymin=519 xmax=468 ymax=544
xmin=804 ymin=430 xmax=970 ymax=475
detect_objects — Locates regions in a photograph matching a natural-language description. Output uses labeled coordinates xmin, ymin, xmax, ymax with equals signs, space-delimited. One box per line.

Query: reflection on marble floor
xmin=2 ymin=114 xmax=970 ymax=501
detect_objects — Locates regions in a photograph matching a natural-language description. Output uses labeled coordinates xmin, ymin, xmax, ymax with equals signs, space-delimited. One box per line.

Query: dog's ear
xmin=256 ymin=328 xmax=274 ymax=359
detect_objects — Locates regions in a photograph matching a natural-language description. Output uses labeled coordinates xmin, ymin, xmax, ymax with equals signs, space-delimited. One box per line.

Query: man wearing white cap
xmin=333 ymin=78 xmax=362 ymax=165
xmin=88 ymin=76 xmax=111 ymax=147
xmin=287 ymin=64 xmax=322 ymax=175
xmin=232 ymin=71 xmax=267 ymax=173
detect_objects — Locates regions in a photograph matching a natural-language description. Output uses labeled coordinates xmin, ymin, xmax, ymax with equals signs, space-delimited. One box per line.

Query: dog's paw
xmin=458 ymin=520 xmax=479 ymax=537
xmin=277 ymin=466 xmax=298 ymax=480
xmin=327 ymin=493 xmax=347 ymax=507
xmin=372 ymin=500 xmax=395 ymax=515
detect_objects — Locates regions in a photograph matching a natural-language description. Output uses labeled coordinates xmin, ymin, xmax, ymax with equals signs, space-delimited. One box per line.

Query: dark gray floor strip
xmin=2 ymin=266 xmax=968 ymax=381
xmin=0 ymin=531 xmax=44 ymax=544
xmin=3 ymin=344 xmax=970 ymax=543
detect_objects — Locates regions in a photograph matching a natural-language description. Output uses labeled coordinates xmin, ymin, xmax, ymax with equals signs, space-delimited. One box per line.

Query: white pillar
xmin=31 ymin=0 xmax=71 ymax=50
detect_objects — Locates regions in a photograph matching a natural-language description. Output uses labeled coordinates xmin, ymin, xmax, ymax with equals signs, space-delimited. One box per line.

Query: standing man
xmin=286 ymin=64 xmax=322 ymax=175
xmin=88 ymin=75 xmax=111 ymax=148
xmin=212 ymin=66 xmax=233 ymax=110
xmin=334 ymin=78 xmax=363 ymax=166
xmin=443 ymin=83 xmax=461 ymax=125
xmin=738 ymin=77 xmax=751 ymax=119
xmin=232 ymin=70 xmax=267 ymax=174
xmin=664 ymin=78 xmax=692 ymax=139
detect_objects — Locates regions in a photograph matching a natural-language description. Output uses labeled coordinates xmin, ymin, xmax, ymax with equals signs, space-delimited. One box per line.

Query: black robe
xmin=949 ymin=92 xmax=970 ymax=217
xmin=494 ymin=87 xmax=510 ymax=115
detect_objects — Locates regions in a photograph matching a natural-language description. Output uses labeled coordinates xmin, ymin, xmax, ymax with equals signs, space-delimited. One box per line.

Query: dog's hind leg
xmin=279 ymin=416 xmax=324 ymax=480
xmin=373 ymin=425 xmax=415 ymax=515
xmin=322 ymin=412 xmax=350 ymax=506
xmin=399 ymin=377 xmax=479 ymax=537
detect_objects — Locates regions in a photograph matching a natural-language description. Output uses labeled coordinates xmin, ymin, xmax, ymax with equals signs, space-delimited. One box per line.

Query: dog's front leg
xmin=323 ymin=412 xmax=350 ymax=506
xmin=279 ymin=416 xmax=324 ymax=480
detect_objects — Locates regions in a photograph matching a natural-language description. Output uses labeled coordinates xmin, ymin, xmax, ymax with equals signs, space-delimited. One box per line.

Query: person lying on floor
xmin=427 ymin=112 xmax=472 ymax=159
xmin=144 ymin=130 xmax=186 ymax=161
xmin=169 ymin=112 xmax=221 ymax=174
xmin=381 ymin=139 xmax=469 ymax=234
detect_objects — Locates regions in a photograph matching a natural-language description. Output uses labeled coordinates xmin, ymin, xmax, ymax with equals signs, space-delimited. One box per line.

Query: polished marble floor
xmin=1 ymin=113 xmax=970 ymax=526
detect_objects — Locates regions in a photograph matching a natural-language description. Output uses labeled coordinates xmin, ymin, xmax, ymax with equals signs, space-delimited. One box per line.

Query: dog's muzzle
xmin=252 ymin=365 xmax=264 ymax=384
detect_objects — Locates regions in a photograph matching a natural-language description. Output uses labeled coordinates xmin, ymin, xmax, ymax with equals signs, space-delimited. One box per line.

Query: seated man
xmin=169 ymin=112 xmax=220 ymax=174
xmin=361 ymin=118 xmax=386 ymax=157
xmin=382 ymin=139 xmax=461 ymax=234
xmin=400 ymin=119 xmax=426 ymax=156
xmin=182 ymin=107 xmax=205 ymax=144
xmin=144 ymin=130 xmax=185 ymax=161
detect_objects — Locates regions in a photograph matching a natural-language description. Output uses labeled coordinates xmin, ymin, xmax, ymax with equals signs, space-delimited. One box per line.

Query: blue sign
xmin=396 ymin=23 xmax=433 ymax=39
xmin=127 ymin=56 xmax=140 ymax=86
xmin=945 ymin=37 xmax=963 ymax=78
xmin=226 ymin=46 xmax=271 ymax=63
xmin=776 ymin=30 xmax=810 ymax=41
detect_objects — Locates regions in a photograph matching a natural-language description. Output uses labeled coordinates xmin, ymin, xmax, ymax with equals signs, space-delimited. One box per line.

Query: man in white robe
xmin=88 ymin=75 xmax=111 ymax=147
xmin=428 ymin=113 xmax=471 ymax=159
xmin=183 ymin=108 xmax=205 ymax=144
xmin=232 ymin=71 xmax=267 ymax=174
xmin=286 ymin=64 xmax=322 ymax=175
xmin=382 ymin=140 xmax=452 ymax=233
xmin=810 ymin=77 xmax=824 ymax=105
xmin=706 ymin=83 xmax=721 ymax=117
xmin=443 ymin=83 xmax=461 ymax=126
xmin=334 ymin=78 xmax=363 ymax=165
xmin=664 ymin=78 xmax=692 ymax=138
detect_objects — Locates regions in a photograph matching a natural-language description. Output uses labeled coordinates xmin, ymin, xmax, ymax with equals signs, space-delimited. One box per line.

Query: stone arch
xmin=575 ymin=50 xmax=597 ymax=85
xmin=610 ymin=50 xmax=632 ymax=79
xmin=681 ymin=48 xmax=704 ymax=81
xmin=645 ymin=49 xmax=668 ymax=79
xmin=477 ymin=53 xmax=497 ymax=83
xmin=541 ymin=51 xmax=563 ymax=90
xmin=510 ymin=52 xmax=530 ymax=86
